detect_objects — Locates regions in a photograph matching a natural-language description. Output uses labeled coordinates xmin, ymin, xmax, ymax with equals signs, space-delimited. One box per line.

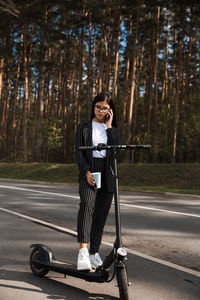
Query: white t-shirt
xmin=92 ymin=122 xmax=107 ymax=158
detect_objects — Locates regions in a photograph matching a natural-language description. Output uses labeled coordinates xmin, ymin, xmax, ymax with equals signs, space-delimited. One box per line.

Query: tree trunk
xmin=0 ymin=65 xmax=10 ymax=158
xmin=161 ymin=20 xmax=169 ymax=103
xmin=22 ymin=24 xmax=29 ymax=162
xmin=87 ymin=12 xmax=93 ymax=118
xmin=11 ymin=31 xmax=23 ymax=160
xmin=105 ymin=7 xmax=114 ymax=91
xmin=127 ymin=4 xmax=140 ymax=144
xmin=180 ymin=8 xmax=193 ymax=162
xmin=0 ymin=37 xmax=6 ymax=151
xmin=35 ymin=44 xmax=45 ymax=161
xmin=121 ymin=14 xmax=132 ymax=131
xmin=98 ymin=11 xmax=105 ymax=93
xmin=92 ymin=23 xmax=96 ymax=95
xmin=0 ymin=37 xmax=6 ymax=102
xmin=77 ymin=24 xmax=84 ymax=126
xmin=147 ymin=16 xmax=155 ymax=142
xmin=172 ymin=7 xmax=185 ymax=163
xmin=153 ymin=5 xmax=160 ymax=162
xmin=113 ymin=10 xmax=122 ymax=101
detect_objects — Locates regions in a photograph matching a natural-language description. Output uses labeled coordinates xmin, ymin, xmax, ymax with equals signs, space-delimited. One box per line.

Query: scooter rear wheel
xmin=30 ymin=247 xmax=49 ymax=277
xmin=116 ymin=264 xmax=129 ymax=300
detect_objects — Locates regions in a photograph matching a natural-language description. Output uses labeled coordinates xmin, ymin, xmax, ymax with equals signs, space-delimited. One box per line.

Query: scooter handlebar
xmin=79 ymin=144 xmax=151 ymax=151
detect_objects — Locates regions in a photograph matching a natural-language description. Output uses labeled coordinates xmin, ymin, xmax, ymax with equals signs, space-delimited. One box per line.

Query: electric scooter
xmin=29 ymin=144 xmax=151 ymax=300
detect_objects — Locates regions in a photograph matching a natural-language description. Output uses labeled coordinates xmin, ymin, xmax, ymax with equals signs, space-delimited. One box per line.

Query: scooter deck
xmin=34 ymin=258 xmax=109 ymax=282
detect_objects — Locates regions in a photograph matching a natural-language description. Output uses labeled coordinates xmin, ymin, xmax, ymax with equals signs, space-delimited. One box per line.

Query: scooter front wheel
xmin=116 ymin=263 xmax=129 ymax=300
xmin=30 ymin=247 xmax=49 ymax=277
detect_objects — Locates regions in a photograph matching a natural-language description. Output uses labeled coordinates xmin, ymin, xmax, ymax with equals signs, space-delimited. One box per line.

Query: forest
xmin=0 ymin=0 xmax=200 ymax=164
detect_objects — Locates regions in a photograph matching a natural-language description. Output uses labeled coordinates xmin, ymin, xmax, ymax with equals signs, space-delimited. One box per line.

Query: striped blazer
xmin=75 ymin=120 xmax=120 ymax=192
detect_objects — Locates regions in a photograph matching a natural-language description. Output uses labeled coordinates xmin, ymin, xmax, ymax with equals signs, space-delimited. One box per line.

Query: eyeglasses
xmin=94 ymin=105 xmax=109 ymax=112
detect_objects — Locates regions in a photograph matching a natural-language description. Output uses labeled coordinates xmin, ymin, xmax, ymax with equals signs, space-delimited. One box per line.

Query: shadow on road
xmin=0 ymin=267 xmax=117 ymax=300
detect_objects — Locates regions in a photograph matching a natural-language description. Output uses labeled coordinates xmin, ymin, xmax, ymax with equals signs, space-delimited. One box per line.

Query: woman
xmin=75 ymin=92 xmax=120 ymax=270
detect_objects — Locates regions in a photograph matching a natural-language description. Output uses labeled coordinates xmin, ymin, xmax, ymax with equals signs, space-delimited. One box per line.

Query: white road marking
xmin=0 ymin=185 xmax=200 ymax=219
xmin=0 ymin=185 xmax=79 ymax=199
xmin=0 ymin=207 xmax=200 ymax=279
xmin=120 ymin=203 xmax=200 ymax=218
xmin=0 ymin=207 xmax=77 ymax=237
xmin=103 ymin=239 xmax=200 ymax=278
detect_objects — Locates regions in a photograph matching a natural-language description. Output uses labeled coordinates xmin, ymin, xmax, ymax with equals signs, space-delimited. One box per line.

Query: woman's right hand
xmin=86 ymin=170 xmax=95 ymax=186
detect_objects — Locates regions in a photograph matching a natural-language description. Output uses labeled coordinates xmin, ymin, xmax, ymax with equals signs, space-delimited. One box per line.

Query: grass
xmin=0 ymin=162 xmax=199 ymax=195
xmin=0 ymin=163 xmax=78 ymax=184
xmin=117 ymin=163 xmax=200 ymax=194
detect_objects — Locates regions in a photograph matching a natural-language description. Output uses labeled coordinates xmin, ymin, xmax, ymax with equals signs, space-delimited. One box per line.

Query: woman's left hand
xmin=105 ymin=109 xmax=113 ymax=128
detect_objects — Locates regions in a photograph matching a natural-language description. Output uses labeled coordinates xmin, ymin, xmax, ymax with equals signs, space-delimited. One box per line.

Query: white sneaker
xmin=77 ymin=248 xmax=92 ymax=271
xmin=90 ymin=253 xmax=103 ymax=269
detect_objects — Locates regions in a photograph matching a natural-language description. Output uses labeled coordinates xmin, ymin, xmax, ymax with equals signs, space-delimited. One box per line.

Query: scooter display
xmin=29 ymin=144 xmax=151 ymax=300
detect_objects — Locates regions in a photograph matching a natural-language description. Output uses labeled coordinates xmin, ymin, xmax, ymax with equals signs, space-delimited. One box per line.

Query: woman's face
xmin=93 ymin=101 xmax=110 ymax=122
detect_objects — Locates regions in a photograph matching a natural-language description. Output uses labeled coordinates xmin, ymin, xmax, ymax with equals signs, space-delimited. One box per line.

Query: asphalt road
xmin=0 ymin=179 xmax=200 ymax=299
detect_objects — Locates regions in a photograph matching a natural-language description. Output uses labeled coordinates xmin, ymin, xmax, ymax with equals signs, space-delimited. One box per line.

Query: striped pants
xmin=77 ymin=158 xmax=113 ymax=254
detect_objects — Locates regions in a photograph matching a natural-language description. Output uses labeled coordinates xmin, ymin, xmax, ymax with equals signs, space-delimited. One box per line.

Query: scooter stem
xmin=113 ymin=148 xmax=122 ymax=249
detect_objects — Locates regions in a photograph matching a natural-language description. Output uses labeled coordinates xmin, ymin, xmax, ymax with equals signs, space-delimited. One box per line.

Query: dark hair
xmin=90 ymin=92 xmax=117 ymax=127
